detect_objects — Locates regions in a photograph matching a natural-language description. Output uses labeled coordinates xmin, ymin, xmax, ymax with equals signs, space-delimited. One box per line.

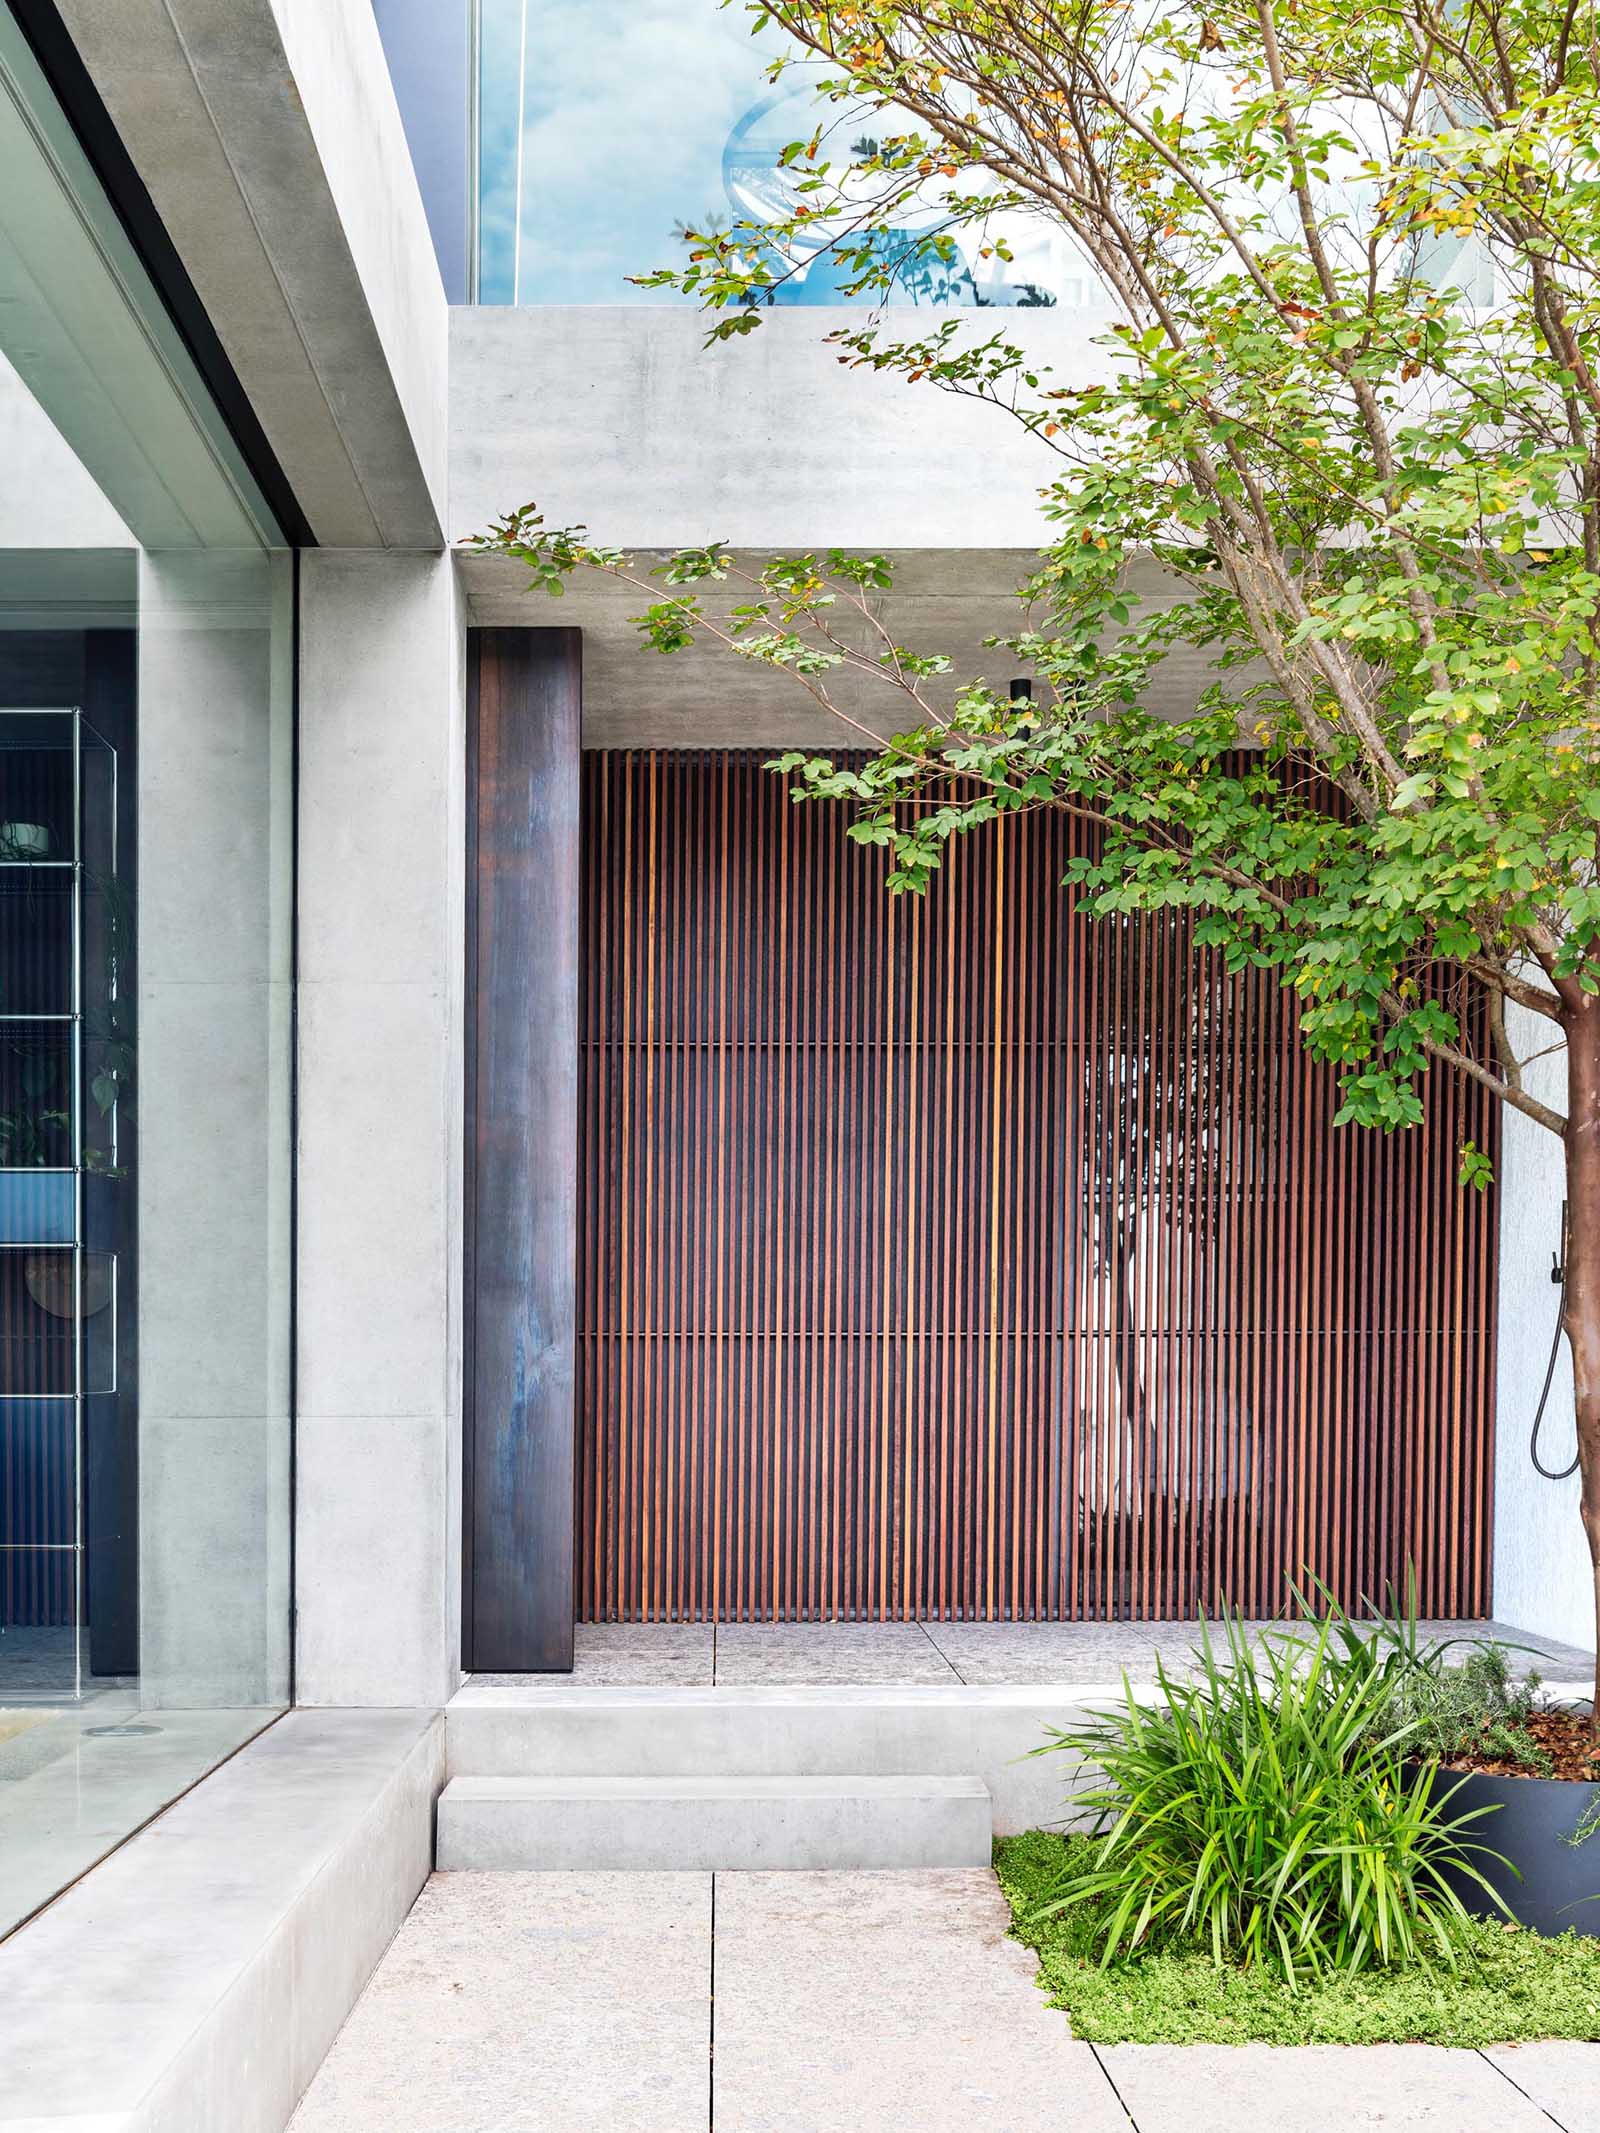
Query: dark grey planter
xmin=1426 ymin=1765 xmax=1600 ymax=1938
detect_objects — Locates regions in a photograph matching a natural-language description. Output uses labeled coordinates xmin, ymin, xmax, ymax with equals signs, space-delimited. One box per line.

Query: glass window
xmin=373 ymin=0 xmax=473 ymax=303
xmin=475 ymin=0 xmax=1084 ymax=308
xmin=0 ymin=7 xmax=291 ymax=1938
xmin=468 ymin=4 xmax=1498 ymax=315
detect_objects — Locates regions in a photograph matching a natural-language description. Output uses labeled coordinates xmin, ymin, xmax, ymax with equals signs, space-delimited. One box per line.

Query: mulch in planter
xmin=1439 ymin=1707 xmax=1600 ymax=1784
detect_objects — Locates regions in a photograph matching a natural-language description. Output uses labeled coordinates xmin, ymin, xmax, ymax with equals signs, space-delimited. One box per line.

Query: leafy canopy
xmin=475 ymin=0 xmax=1600 ymax=1160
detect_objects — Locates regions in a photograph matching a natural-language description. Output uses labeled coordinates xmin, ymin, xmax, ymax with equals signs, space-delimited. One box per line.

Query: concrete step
xmin=434 ymin=1772 xmax=993 ymax=1871
xmin=446 ymin=1683 xmax=1102 ymax=1834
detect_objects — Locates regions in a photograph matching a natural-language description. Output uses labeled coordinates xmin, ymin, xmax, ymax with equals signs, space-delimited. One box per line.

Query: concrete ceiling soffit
xmin=52 ymin=0 xmax=446 ymax=548
xmin=458 ymin=549 xmax=1221 ymax=748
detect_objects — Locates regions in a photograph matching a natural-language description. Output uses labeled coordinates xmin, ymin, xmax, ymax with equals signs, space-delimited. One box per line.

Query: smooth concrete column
xmin=464 ymin=629 xmax=580 ymax=1672
xmin=295 ymin=549 xmax=464 ymax=1706
xmin=136 ymin=547 xmax=294 ymax=1708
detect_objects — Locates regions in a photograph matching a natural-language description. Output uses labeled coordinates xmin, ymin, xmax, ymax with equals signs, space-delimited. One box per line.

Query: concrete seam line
xmin=1476 ymin=2044 xmax=1571 ymax=2131
xmin=919 ymin=1617 xmax=967 ymax=1684
xmin=1088 ymin=2043 xmax=1143 ymax=2131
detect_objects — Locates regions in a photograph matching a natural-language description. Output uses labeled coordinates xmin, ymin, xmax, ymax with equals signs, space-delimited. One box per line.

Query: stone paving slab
xmin=466 ymin=1618 xmax=1593 ymax=1692
xmin=287 ymin=1872 xmax=711 ymax=2133
xmin=470 ymin=1621 xmax=716 ymax=1688
xmin=713 ymin=1622 xmax=960 ymax=1685
xmin=286 ymin=1864 xmax=1600 ymax=2133
xmin=1489 ymin=2041 xmax=1600 ymax=2132
xmin=710 ymin=1869 xmax=1129 ymax=2132
xmin=1099 ymin=2042 xmax=1562 ymax=2132
xmin=926 ymin=1618 xmax=1595 ymax=1688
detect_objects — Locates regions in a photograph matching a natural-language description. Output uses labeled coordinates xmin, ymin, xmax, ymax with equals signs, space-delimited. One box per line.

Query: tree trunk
xmin=1562 ymin=999 xmax=1600 ymax=1720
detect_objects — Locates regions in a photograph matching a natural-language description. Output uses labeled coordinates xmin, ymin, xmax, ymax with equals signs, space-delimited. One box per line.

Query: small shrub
xmin=1372 ymin=1642 xmax=1552 ymax=1775
xmin=1033 ymin=1607 xmax=1503 ymax=1983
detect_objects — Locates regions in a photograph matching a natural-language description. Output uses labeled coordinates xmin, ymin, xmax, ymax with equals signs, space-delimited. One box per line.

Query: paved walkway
xmin=469 ymin=1617 xmax=1596 ymax=1690
xmin=289 ymin=1868 xmax=1600 ymax=2133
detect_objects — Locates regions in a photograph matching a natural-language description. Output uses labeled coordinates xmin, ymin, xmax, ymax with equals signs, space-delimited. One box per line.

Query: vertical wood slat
xmin=576 ymin=749 xmax=1498 ymax=1623
xmin=464 ymin=629 xmax=582 ymax=1671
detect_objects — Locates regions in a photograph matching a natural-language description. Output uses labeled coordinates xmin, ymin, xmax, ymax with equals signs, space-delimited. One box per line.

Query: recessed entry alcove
xmin=463 ymin=630 xmax=1498 ymax=1669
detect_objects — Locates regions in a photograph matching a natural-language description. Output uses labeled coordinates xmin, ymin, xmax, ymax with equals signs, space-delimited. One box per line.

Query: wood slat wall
xmin=577 ymin=750 xmax=1498 ymax=1622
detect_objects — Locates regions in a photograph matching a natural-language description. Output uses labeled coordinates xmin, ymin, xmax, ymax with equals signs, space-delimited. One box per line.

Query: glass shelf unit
xmin=0 ymin=708 xmax=121 ymax=1698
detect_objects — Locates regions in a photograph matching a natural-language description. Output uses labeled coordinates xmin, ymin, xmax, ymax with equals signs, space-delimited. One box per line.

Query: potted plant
xmin=1385 ymin=1644 xmax=1600 ymax=1938
xmin=1035 ymin=1595 xmax=1600 ymax=1959
xmin=1030 ymin=1605 xmax=1505 ymax=1980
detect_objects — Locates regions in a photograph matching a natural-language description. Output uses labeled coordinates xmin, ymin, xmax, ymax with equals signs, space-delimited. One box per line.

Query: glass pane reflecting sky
xmin=477 ymin=0 xmax=1091 ymax=307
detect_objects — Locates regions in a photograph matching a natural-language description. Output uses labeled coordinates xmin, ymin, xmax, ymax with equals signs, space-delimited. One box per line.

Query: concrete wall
xmin=1494 ymin=1010 xmax=1592 ymax=1648
xmin=451 ymin=307 xmax=1229 ymax=747
xmin=450 ymin=304 xmax=1114 ymax=554
xmin=40 ymin=0 xmax=460 ymax=1706
xmin=0 ymin=9 xmax=272 ymax=553
xmin=295 ymin=549 xmax=465 ymax=1708
xmin=460 ymin=545 xmax=1225 ymax=748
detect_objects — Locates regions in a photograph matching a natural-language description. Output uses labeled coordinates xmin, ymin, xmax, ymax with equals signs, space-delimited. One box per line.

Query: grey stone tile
xmin=1468 ymin=1621 xmax=1595 ymax=1680
xmin=1487 ymin=2041 xmax=1600 ymax=2132
xmin=468 ymin=1622 xmax=716 ymax=1689
xmin=711 ymin=1869 xmax=1129 ymax=2131
xmin=926 ymin=1618 xmax=1595 ymax=1687
xmin=288 ymin=1871 xmax=711 ymax=2133
xmin=926 ymin=1620 xmax=1212 ymax=1684
xmin=1099 ymin=2043 xmax=1556 ymax=2131
xmin=473 ymin=1619 xmax=1593 ymax=1694
xmin=713 ymin=1623 xmax=959 ymax=1685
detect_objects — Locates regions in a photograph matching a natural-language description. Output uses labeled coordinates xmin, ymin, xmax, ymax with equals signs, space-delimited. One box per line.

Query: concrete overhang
xmin=456 ymin=305 xmax=1237 ymax=746
xmin=459 ymin=547 xmax=1217 ymax=749
xmin=53 ymin=0 xmax=447 ymax=548
xmin=451 ymin=305 xmax=1217 ymax=744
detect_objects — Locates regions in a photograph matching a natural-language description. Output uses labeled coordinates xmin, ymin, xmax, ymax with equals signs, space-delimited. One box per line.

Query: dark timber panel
xmin=465 ymin=629 xmax=580 ymax=1670
xmin=578 ymin=750 xmax=1499 ymax=1623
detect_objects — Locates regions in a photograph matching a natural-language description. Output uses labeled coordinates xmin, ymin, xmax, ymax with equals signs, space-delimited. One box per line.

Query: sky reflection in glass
xmin=476 ymin=0 xmax=1087 ymax=307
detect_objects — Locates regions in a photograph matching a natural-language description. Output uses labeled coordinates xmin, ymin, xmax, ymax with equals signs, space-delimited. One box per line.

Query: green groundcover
xmin=995 ymin=1830 xmax=1600 ymax=2047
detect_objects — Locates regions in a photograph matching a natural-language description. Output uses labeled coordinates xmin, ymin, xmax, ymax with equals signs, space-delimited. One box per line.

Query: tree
xmin=474 ymin=0 xmax=1600 ymax=1695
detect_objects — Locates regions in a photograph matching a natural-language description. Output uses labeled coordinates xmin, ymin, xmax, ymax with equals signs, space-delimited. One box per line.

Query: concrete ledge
xmin=448 ymin=1684 xmax=1112 ymax=1835
xmin=1 ymin=1708 xmax=443 ymax=2133
xmin=436 ymin=1772 xmax=993 ymax=1872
